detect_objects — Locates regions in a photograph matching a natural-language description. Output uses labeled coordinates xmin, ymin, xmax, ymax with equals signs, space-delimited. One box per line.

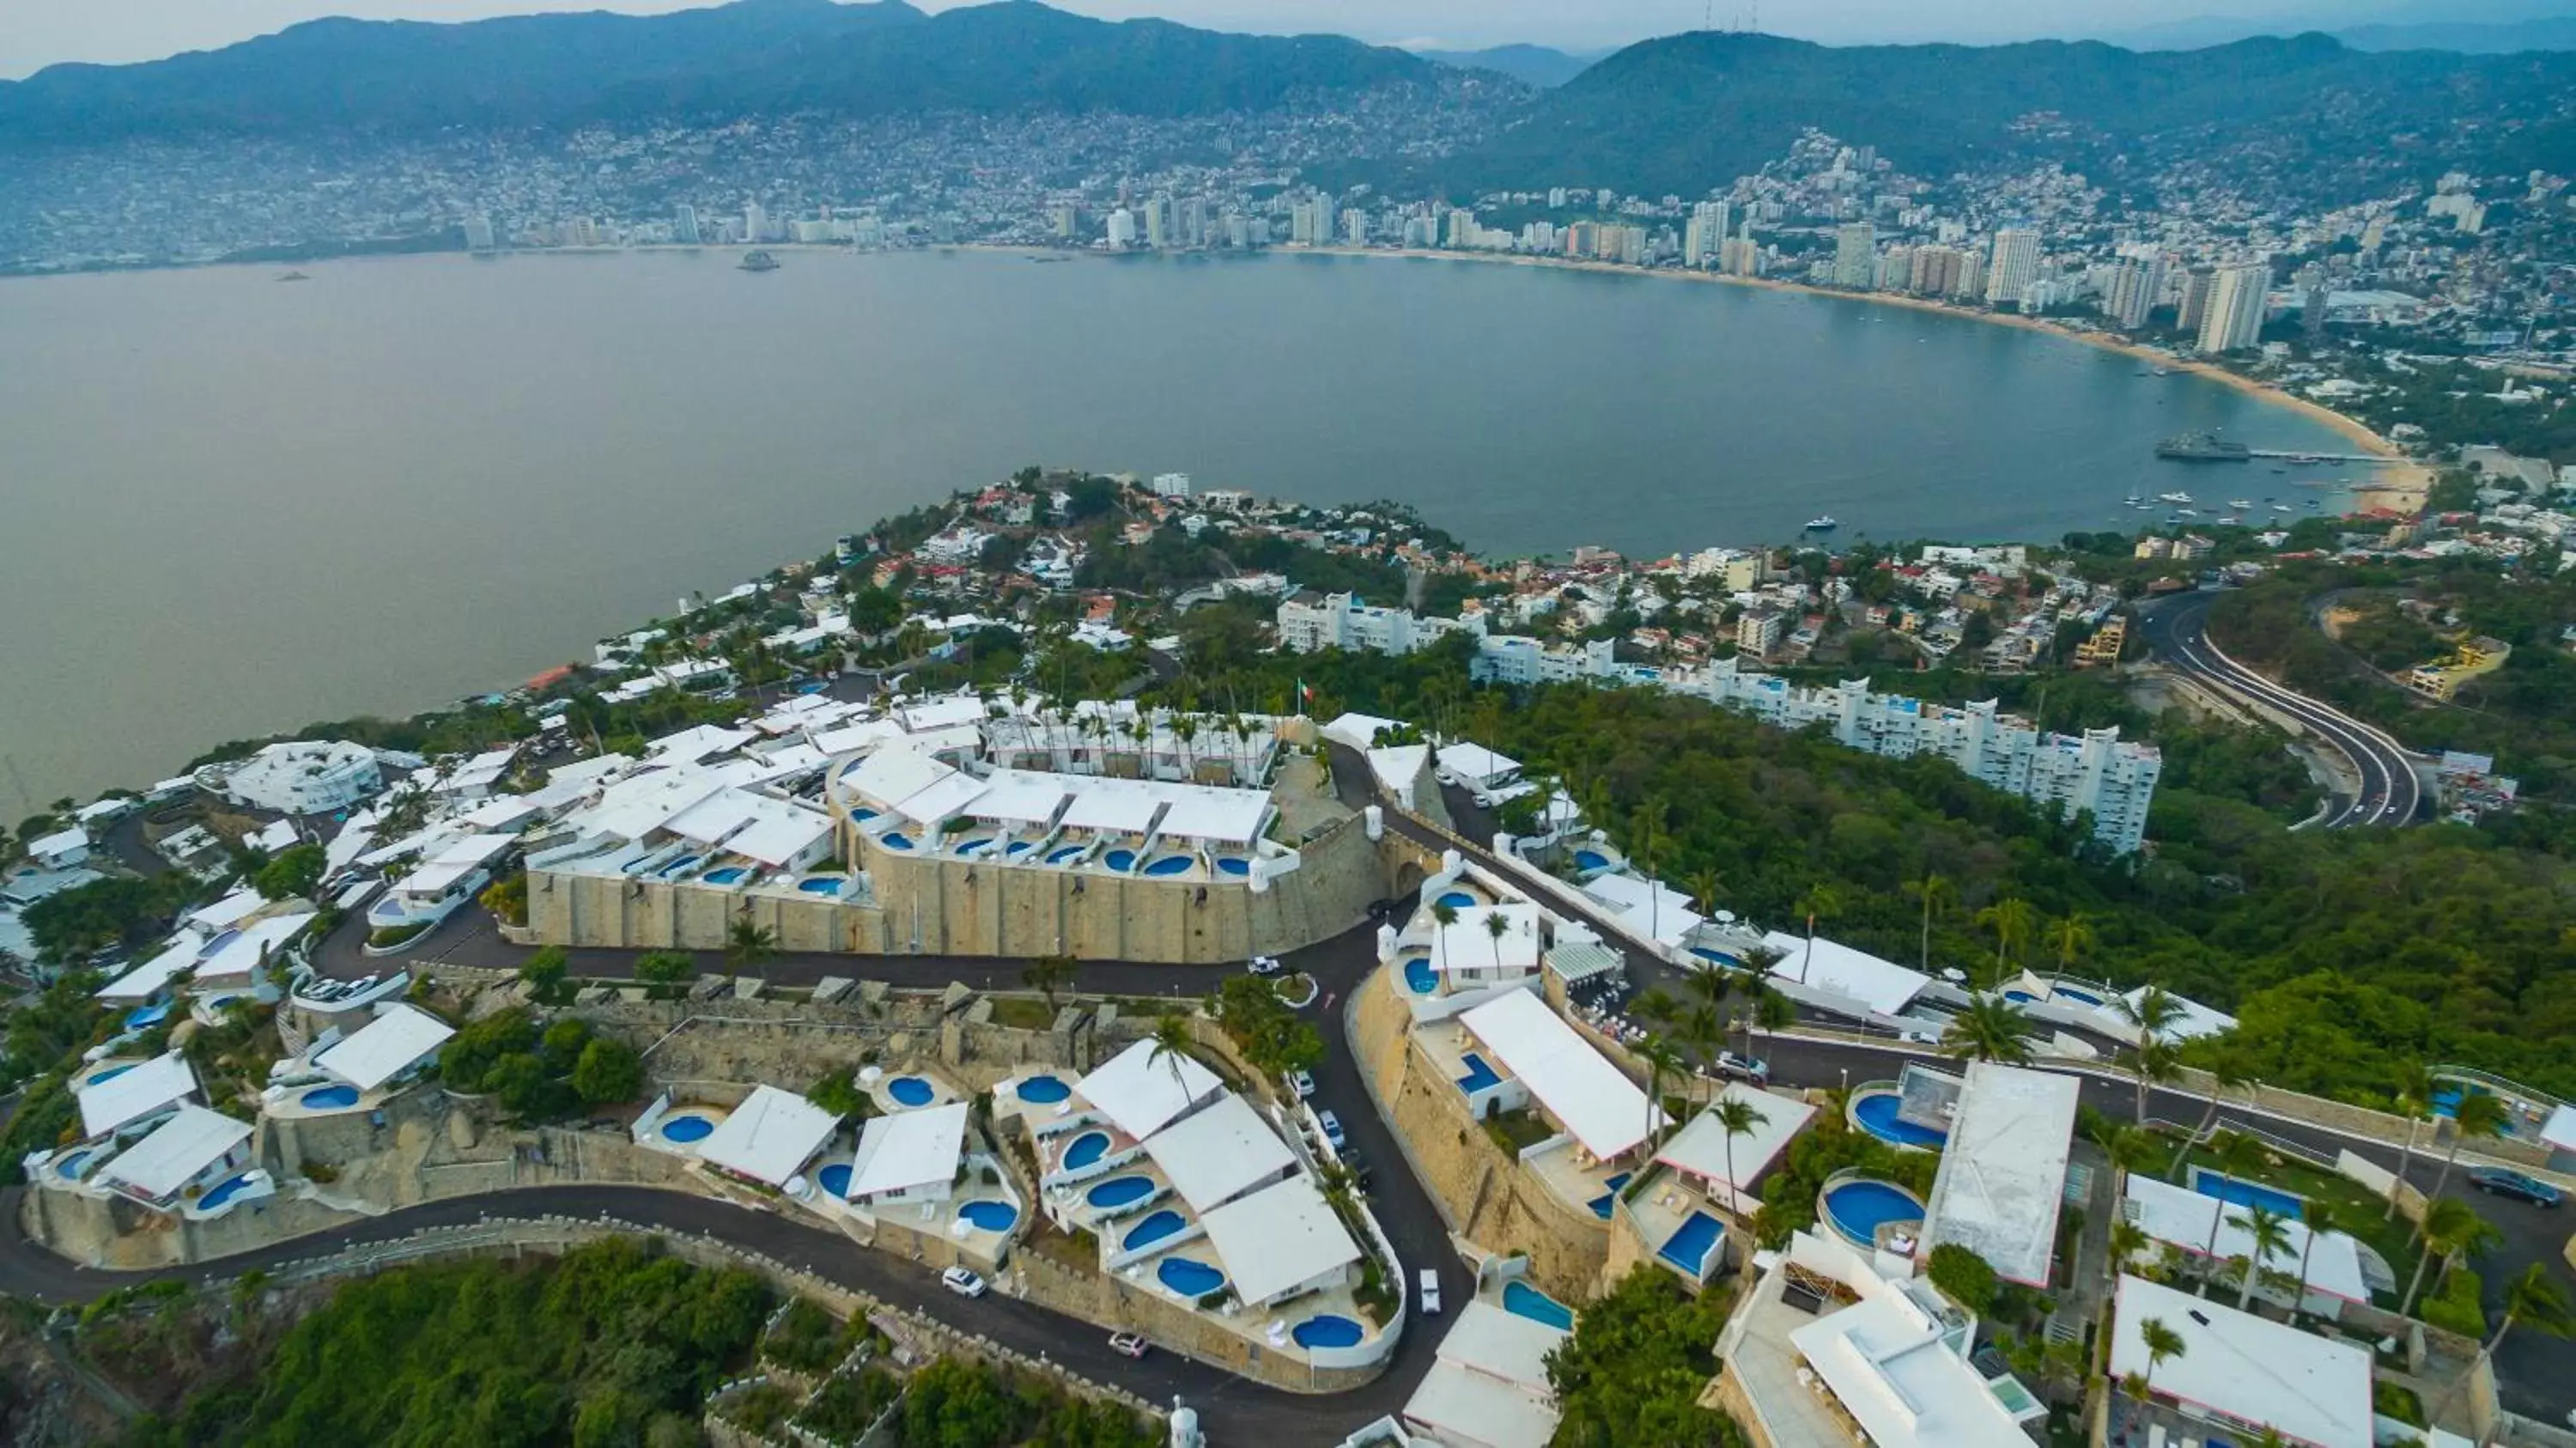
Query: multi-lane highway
xmin=2137 ymin=590 xmax=2424 ymax=828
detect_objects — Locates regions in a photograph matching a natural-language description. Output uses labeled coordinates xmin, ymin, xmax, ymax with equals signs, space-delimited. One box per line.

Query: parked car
xmin=1248 ymin=954 xmax=1284 ymax=976
xmin=941 ymin=1267 xmax=988 ymax=1298
xmin=1286 ymin=1069 xmax=1316 ymax=1100
xmin=2469 ymin=1166 xmax=2564 ymax=1208
xmin=1318 ymin=1110 xmax=1346 ymax=1151
xmin=1108 ymin=1332 xmax=1149 ymax=1360
xmin=1714 ymin=1052 xmax=1770 ymax=1086
xmin=1418 ymin=1269 xmax=1443 ymax=1316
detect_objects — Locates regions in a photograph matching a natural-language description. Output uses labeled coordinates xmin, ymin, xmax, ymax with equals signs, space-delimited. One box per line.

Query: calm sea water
xmin=0 ymin=248 xmax=2352 ymax=802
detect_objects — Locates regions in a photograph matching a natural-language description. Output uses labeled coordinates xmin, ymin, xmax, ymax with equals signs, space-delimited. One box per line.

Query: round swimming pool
xmin=957 ymin=1200 xmax=1018 ymax=1232
xmin=1402 ymin=957 xmax=1437 ymax=995
xmin=1291 ymin=1315 xmax=1364 ymax=1349
xmin=1437 ymin=891 xmax=1476 ymax=910
xmin=888 ymin=1076 xmax=936 ymax=1107
xmin=55 ymin=1150 xmax=93 ymax=1180
xmin=1142 ymin=855 xmax=1193 ymax=876
xmin=1017 ymin=1074 xmax=1071 ymax=1104
xmin=1853 ymin=1092 xmax=1947 ymax=1149
xmin=1121 ymin=1209 xmax=1186 ymax=1251
xmin=1087 ymin=1176 xmax=1156 ymax=1209
xmin=1157 ymin=1258 xmax=1226 ymax=1297
xmin=1103 ymin=849 xmax=1138 ymax=871
xmin=798 ymin=877 xmax=843 ymax=896
xmin=1046 ymin=846 xmax=1085 ymax=865
xmin=197 ymin=1173 xmax=257 ymax=1211
xmin=817 ymin=1163 xmax=853 ymax=1198
xmin=660 ymin=1113 xmax=717 ymax=1144
xmin=704 ymin=867 xmax=747 ymax=885
xmin=1062 ymin=1131 xmax=1110 ymax=1171
xmin=301 ymin=1084 xmax=361 ymax=1110
xmin=1574 ymin=849 xmax=1609 ymax=871
xmin=1216 ymin=856 xmax=1250 ymax=877
xmin=1822 ymin=1179 xmax=1926 ymax=1248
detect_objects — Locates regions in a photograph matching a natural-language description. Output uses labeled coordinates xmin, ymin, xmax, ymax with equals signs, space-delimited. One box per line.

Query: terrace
xmin=860 ymin=1062 xmax=963 ymax=1116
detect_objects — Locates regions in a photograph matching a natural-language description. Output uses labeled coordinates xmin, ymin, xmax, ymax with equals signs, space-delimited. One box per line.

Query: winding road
xmin=2137 ymin=590 xmax=2424 ymax=829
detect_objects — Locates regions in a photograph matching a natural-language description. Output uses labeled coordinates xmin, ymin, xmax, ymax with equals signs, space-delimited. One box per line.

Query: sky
xmin=0 ymin=0 xmax=2535 ymax=80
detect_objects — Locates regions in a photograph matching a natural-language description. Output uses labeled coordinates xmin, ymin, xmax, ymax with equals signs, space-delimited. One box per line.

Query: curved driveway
xmin=2137 ymin=591 xmax=2422 ymax=828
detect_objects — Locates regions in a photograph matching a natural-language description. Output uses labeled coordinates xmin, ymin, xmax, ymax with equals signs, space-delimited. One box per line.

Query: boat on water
xmin=2156 ymin=490 xmax=2195 ymax=505
xmin=2219 ymin=515 xmax=2243 ymax=526
xmin=738 ymin=250 xmax=781 ymax=272
xmin=2177 ymin=508 xmax=2201 ymax=518
xmin=2123 ymin=494 xmax=2144 ymax=505
xmin=2228 ymin=499 xmax=2254 ymax=510
xmin=276 ymin=271 xmax=310 ymax=282
xmin=2151 ymin=366 xmax=2172 ymax=376
xmin=1803 ymin=516 xmax=1838 ymax=532
xmin=2272 ymin=502 xmax=2294 ymax=512
xmin=2158 ymin=430 xmax=2253 ymax=462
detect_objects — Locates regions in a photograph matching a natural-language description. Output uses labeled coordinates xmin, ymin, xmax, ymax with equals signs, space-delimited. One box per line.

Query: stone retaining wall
xmin=1009 ymin=1239 xmax=1388 ymax=1396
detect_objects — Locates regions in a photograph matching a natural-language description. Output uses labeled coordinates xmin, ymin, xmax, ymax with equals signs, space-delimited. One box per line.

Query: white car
xmin=1249 ymin=954 xmax=1284 ymax=976
xmin=1418 ymin=1269 xmax=1443 ymax=1316
xmin=1286 ymin=1069 xmax=1316 ymax=1100
xmin=1318 ymin=1110 xmax=1346 ymax=1151
xmin=941 ymin=1267 xmax=987 ymax=1299
xmin=1109 ymin=1332 xmax=1149 ymax=1360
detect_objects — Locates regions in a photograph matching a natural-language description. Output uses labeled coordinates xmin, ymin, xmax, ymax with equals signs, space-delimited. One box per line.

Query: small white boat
xmin=2157 ymin=490 xmax=2194 ymax=505
xmin=2228 ymin=499 xmax=2254 ymax=510
xmin=1804 ymin=515 xmax=1838 ymax=531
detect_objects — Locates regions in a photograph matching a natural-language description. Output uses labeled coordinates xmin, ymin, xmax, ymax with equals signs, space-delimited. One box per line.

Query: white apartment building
xmin=1275 ymin=590 xmax=1457 ymax=656
xmin=2196 ymin=261 xmax=2272 ymax=355
xmin=205 ymin=740 xmax=383 ymax=816
xmin=1984 ymin=228 xmax=2041 ymax=308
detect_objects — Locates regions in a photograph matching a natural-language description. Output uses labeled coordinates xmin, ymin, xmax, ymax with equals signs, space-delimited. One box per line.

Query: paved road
xmin=2136 ymin=591 xmax=2423 ymax=829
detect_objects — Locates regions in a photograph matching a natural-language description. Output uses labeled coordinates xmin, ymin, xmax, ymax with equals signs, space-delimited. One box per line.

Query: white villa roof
xmin=1790 ymin=1280 xmax=2035 ymax=1448
xmin=313 ymin=1004 xmax=458 ymax=1092
xmin=1460 ymin=988 xmax=1659 ymax=1160
xmin=647 ymin=723 xmax=756 ymax=764
xmin=29 ymin=826 xmax=90 ymax=857
xmin=1365 ymin=745 xmax=1431 ymax=797
xmin=812 ymin=718 xmax=905 ymax=757
xmin=1061 ymin=782 xmax=1164 ymax=836
xmin=76 ymin=1051 xmax=198 ymax=1138
xmin=1320 ymin=713 xmax=1402 ymax=751
xmin=842 ymin=746 xmax=958 ymax=815
xmin=1152 ymin=784 xmax=1269 ymax=845
xmin=1427 ymin=902 xmax=1543 ymax=975
xmin=2123 ymin=1177 xmax=2367 ymax=1302
xmin=185 ymin=888 xmax=268 ymax=934
xmin=1436 ymin=1299 xmax=1564 ymax=1390
xmin=1585 ymin=873 xmax=1703 ymax=946
xmin=726 ymin=798 xmax=835 ymax=867
xmin=585 ymin=768 xmax=728 ymax=841
xmin=1074 ymin=1038 xmax=1224 ymax=1141
xmin=97 ymin=939 xmax=204 ymax=1002
xmin=1199 ymin=1174 xmax=1362 ymax=1307
xmin=2107 ymin=986 xmax=2238 ymax=1043
xmin=96 ymin=1103 xmax=251 ymax=1202
xmin=458 ymin=795 xmax=542 ymax=831
xmin=896 ymin=771 xmax=991 ymax=829
xmin=1656 ymin=1084 xmax=1817 ymax=1189
xmin=392 ymin=832 xmax=518 ymax=897
xmin=845 ymin=1100 xmax=969 ymax=1199
xmin=1762 ymin=931 xmax=1930 ymax=1016
xmin=1143 ymin=1094 xmax=1297 ymax=1213
xmin=1405 ymin=1303 xmax=1567 ymax=1448
xmin=1436 ymin=741 xmax=1521 ymax=782
xmin=1920 ymin=1062 xmax=2081 ymax=1287
xmin=897 ymin=694 xmax=989 ymax=732
xmin=962 ymin=770 xmax=1072 ymax=827
xmin=2542 ymin=1103 xmax=2576 ymax=1154
xmin=666 ymin=790 xmax=767 ymax=845
xmin=2110 ymin=1275 xmax=2372 ymax=1448
xmin=194 ymin=911 xmax=314 ymax=983
xmin=696 ymin=1085 xmax=841 ymax=1187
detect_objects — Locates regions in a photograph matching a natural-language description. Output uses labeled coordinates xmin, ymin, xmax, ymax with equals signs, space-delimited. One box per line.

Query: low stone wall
xmin=1010 ymin=1241 xmax=1388 ymax=1396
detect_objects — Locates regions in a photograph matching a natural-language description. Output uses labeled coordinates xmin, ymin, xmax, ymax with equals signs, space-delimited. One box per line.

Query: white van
xmin=1418 ymin=1269 xmax=1442 ymax=1316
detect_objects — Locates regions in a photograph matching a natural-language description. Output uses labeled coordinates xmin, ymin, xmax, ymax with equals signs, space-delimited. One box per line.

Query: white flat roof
xmin=1762 ymin=930 xmax=1930 ymax=1016
xmin=194 ymin=911 xmax=314 ymax=983
xmin=97 ymin=938 xmax=203 ymax=1002
xmin=696 ymin=1085 xmax=841 ymax=1187
xmin=1791 ymin=1281 xmax=2034 ymax=1448
xmin=897 ymin=771 xmax=992 ymax=829
xmin=962 ymin=770 xmax=1072 ymax=827
xmin=97 ymin=1103 xmax=251 ymax=1201
xmin=1460 ymin=988 xmax=1659 ymax=1160
xmin=1437 ymin=1299 xmax=1565 ymax=1388
xmin=1143 ymin=1093 xmax=1297 ymax=1213
xmin=1320 ymin=712 xmax=1401 ymax=751
xmin=186 ymin=887 xmax=268 ymax=934
xmin=1060 ymin=781 xmax=1164 ymax=835
xmin=2110 ymin=1275 xmax=2372 ymax=1448
xmin=842 ymin=746 xmax=961 ymax=818
xmin=2543 ymin=1103 xmax=2576 ymax=1153
xmin=845 ymin=1100 xmax=969 ymax=1198
xmin=2123 ymin=1177 xmax=2367 ymax=1302
xmin=1428 ymin=901 xmax=1543 ymax=975
xmin=1151 ymin=784 xmax=1270 ymax=845
xmin=1406 ymin=1362 xmax=1556 ymax=1448
xmin=1365 ymin=744 xmax=1430 ymax=797
xmin=1073 ymin=1038 xmax=1223 ymax=1141
xmin=1585 ymin=873 xmax=1703 ymax=946
xmin=1436 ymin=741 xmax=1520 ymax=782
xmin=313 ymin=1003 xmax=457 ymax=1092
xmin=666 ymin=789 xmax=766 ymax=846
xmin=726 ymin=798 xmax=835 ymax=867
xmin=814 ymin=718 xmax=906 ymax=758
xmin=1198 ymin=1174 xmax=1362 ymax=1306
xmin=77 ymin=1051 xmax=198 ymax=1138
xmin=1656 ymin=1084 xmax=1817 ymax=1189
xmin=585 ymin=768 xmax=729 ymax=841
xmin=1920 ymin=1062 xmax=2081 ymax=1287
xmin=647 ymin=723 xmax=756 ymax=764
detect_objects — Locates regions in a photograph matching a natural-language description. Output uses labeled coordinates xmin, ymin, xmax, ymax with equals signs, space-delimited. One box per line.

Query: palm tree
xmin=1483 ymin=910 xmax=1511 ymax=977
xmin=1021 ymin=952 xmax=1077 ymax=1013
xmin=1711 ymin=1095 xmax=1767 ymax=1217
xmin=2109 ymin=1219 xmax=2151 ymax=1273
xmin=2399 ymin=1196 xmax=2493 ymax=1317
xmin=1939 ymin=994 xmax=2034 ymax=1065
xmin=2231 ymin=1204 xmax=2295 ymax=1310
xmin=723 ymin=914 xmax=778 ymax=983
xmin=2136 ymin=1317 xmax=2186 ymax=1404
xmin=2088 ymin=1118 xmax=2160 ymax=1185
xmin=1680 ymin=1004 xmax=1728 ymax=1075
xmin=1973 ymin=897 xmax=2038 ymax=987
xmin=1902 ymin=873 xmax=1953 ymax=975
xmin=2171 ymin=1056 xmax=2257 ymax=1180
xmin=1146 ymin=1013 xmax=1198 ymax=1089
xmin=2048 ymin=911 xmax=2096 ymax=973
xmin=1684 ymin=867 xmax=1724 ymax=922
xmin=1746 ymin=985 xmax=1795 ymax=1061
xmin=2289 ymin=1200 xmax=2340 ymax=1315
xmin=1793 ymin=883 xmax=1843 ymax=984
xmin=1630 ymin=987 xmax=1680 ymax=1027
xmin=2434 ymin=1264 xmax=2575 ymax=1424
xmin=1682 ymin=958 xmax=1733 ymax=1021
xmin=1630 ymin=797 xmax=1672 ymax=938
xmin=2386 ymin=1062 xmax=2435 ymax=1223
xmin=2111 ymin=983 xmax=2185 ymax=1050
xmin=1635 ymin=1035 xmax=1683 ymax=1147
xmin=2129 ymin=1038 xmax=2184 ymax=1128
xmin=2427 ymin=1089 xmax=2510 ymax=1204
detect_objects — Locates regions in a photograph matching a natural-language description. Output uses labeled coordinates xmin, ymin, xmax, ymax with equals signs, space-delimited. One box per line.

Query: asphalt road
xmin=2136 ymin=591 xmax=2424 ymax=829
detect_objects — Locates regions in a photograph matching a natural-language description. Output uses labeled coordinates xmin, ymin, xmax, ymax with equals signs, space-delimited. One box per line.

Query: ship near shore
xmin=2156 ymin=430 xmax=2252 ymax=462
xmin=737 ymin=250 xmax=780 ymax=272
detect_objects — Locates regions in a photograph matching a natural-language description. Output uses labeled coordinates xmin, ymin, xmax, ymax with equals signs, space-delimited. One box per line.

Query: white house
xmin=1141 ymin=1094 xmax=1298 ymax=1214
xmin=27 ymin=827 xmax=92 ymax=871
xmin=76 ymin=1052 xmax=200 ymax=1141
xmin=697 ymin=1086 xmax=841 ymax=1189
xmin=95 ymin=1104 xmax=254 ymax=1212
xmin=1401 ymin=1302 xmax=1570 ymax=1448
xmin=841 ymin=1100 xmax=969 ymax=1207
xmin=1198 ymin=1175 xmax=1363 ymax=1311
xmin=1918 ymin=1062 xmax=2080 ymax=1287
xmin=310 ymin=1003 xmax=457 ymax=1095
xmin=211 ymin=740 xmax=382 ymax=815
xmin=1655 ymin=1085 xmax=1818 ymax=1214
xmin=2110 ymin=1275 xmax=2372 ymax=1448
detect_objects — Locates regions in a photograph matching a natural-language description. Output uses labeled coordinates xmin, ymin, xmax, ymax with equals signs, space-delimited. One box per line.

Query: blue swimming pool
xmin=1504 ymin=1281 xmax=1576 ymax=1329
xmin=2431 ymin=1086 xmax=2511 ymax=1132
xmin=1689 ymin=947 xmax=1741 ymax=968
xmin=1586 ymin=1172 xmax=1631 ymax=1220
xmin=55 ymin=1150 xmax=93 ymax=1180
xmin=958 ymin=1200 xmax=1018 ymax=1232
xmin=85 ymin=1063 xmax=136 ymax=1086
xmin=1823 ymin=1180 xmax=1925 ymax=1248
xmin=955 ymin=837 xmax=995 ymax=855
xmin=1046 ymin=846 xmax=1085 ymax=865
xmin=1018 ymin=1074 xmax=1071 ymax=1104
xmin=2051 ymin=986 xmax=2105 ymax=1007
xmin=1402 ymin=957 xmax=1437 ymax=995
xmin=659 ymin=854 xmax=702 ymax=878
xmin=2002 ymin=989 xmax=2038 ymax=1004
xmin=818 ymin=1163 xmax=852 ymax=1197
xmin=1143 ymin=855 xmax=1193 ymax=877
xmin=1157 ymin=1257 xmax=1225 ymax=1298
xmin=1216 ymin=857 xmax=1250 ymax=877
xmin=1005 ymin=841 xmax=1034 ymax=856
xmin=660 ymin=1113 xmax=717 ymax=1144
xmin=1659 ymin=1213 xmax=1725 ymax=1276
xmin=1103 ymin=849 xmax=1138 ymax=871
xmin=301 ymin=1084 xmax=361 ymax=1110
xmin=704 ymin=867 xmax=747 ymax=885
xmin=1854 ymin=1092 xmax=1948 ymax=1149
xmin=1087 ymin=1176 xmax=1156 ymax=1209
xmin=1437 ymin=891 xmax=1476 ymax=910
xmin=1121 ymin=1209 xmax=1186 ymax=1251
xmin=1574 ymin=849 xmax=1609 ymax=872
xmin=850 ymin=808 xmax=878 ymax=821
xmin=197 ymin=1173 xmax=256 ymax=1210
xmin=1455 ymin=1052 xmax=1503 ymax=1094
xmin=1291 ymin=1314 xmax=1364 ymax=1349
xmin=879 ymin=832 xmax=914 ymax=850
xmin=888 ymin=1076 xmax=936 ymax=1107
xmin=799 ymin=877 xmax=842 ymax=896
xmin=2192 ymin=1169 xmax=2307 ymax=1221
xmin=1063 ymin=1131 xmax=1110 ymax=1171
xmin=123 ymin=1002 xmax=173 ymax=1029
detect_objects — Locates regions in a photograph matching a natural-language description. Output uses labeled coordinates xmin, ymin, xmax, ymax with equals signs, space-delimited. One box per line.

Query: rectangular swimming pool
xmin=1455 ymin=1052 xmax=1503 ymax=1094
xmin=2190 ymin=1167 xmax=2306 ymax=1221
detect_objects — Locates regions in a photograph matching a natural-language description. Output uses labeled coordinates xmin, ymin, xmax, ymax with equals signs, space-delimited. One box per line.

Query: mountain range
xmin=1416 ymin=45 xmax=1605 ymax=88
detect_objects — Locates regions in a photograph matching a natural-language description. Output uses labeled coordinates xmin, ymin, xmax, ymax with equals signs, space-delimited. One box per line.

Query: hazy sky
xmin=0 ymin=0 xmax=2473 ymax=80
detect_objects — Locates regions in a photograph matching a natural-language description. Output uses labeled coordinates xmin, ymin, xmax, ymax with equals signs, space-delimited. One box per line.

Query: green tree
xmin=1903 ymin=873 xmax=1953 ymax=975
xmin=2136 ymin=1317 xmax=2187 ymax=1403
xmin=1634 ymin=1035 xmax=1684 ymax=1148
xmin=1790 ymin=882 xmax=1842 ymax=986
xmin=2435 ymin=1264 xmax=2575 ymax=1425
xmin=1973 ymin=897 xmax=2038 ymax=986
xmin=2427 ymin=1089 xmax=2509 ymax=1202
xmin=1711 ymin=1095 xmax=1766 ymax=1224
xmin=1020 ymin=953 xmax=1076 ymax=1013
xmin=1484 ymin=909 xmax=1512 ymax=976
xmin=253 ymin=843 xmax=327 ymax=902
xmin=1939 ymin=995 xmax=2033 ymax=1065
xmin=2230 ymin=1204 xmax=2295 ymax=1310
xmin=519 ymin=946 xmax=570 ymax=1004
xmin=571 ymin=1037 xmax=644 ymax=1104
xmin=1544 ymin=1267 xmax=1747 ymax=1448
xmin=2402 ymin=1196 xmax=2497 ymax=1318
xmin=2385 ymin=1060 xmax=2434 ymax=1222
xmin=1146 ymin=1013 xmax=1198 ymax=1088
xmin=723 ymin=916 xmax=778 ymax=984
xmin=635 ymin=951 xmax=696 ymax=997
xmin=1924 ymin=1243 xmax=1998 ymax=1316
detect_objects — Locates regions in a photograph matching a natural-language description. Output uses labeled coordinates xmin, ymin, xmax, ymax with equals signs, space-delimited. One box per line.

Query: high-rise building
xmin=462 ymin=213 xmax=496 ymax=252
xmin=1048 ymin=203 xmax=1079 ymax=240
xmin=1177 ymin=197 xmax=1208 ymax=248
xmin=2103 ymin=256 xmax=2166 ymax=330
xmin=1224 ymin=212 xmax=1251 ymax=249
xmin=2196 ymin=262 xmax=2271 ymax=354
xmin=2177 ymin=265 xmax=2217 ymax=332
xmin=672 ymin=204 xmax=701 ymax=246
xmin=743 ymin=200 xmax=768 ymax=246
xmin=1341 ymin=208 xmax=1369 ymax=246
xmin=1142 ymin=197 xmax=1169 ymax=248
xmin=1984 ymin=228 xmax=2041 ymax=308
xmin=1444 ymin=210 xmax=1477 ymax=249
xmin=1720 ymin=235 xmax=1762 ymax=277
xmin=1104 ymin=208 xmax=1137 ymax=249
xmin=1833 ymin=222 xmax=1876 ymax=288
xmin=1683 ymin=200 xmax=1732 ymax=266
